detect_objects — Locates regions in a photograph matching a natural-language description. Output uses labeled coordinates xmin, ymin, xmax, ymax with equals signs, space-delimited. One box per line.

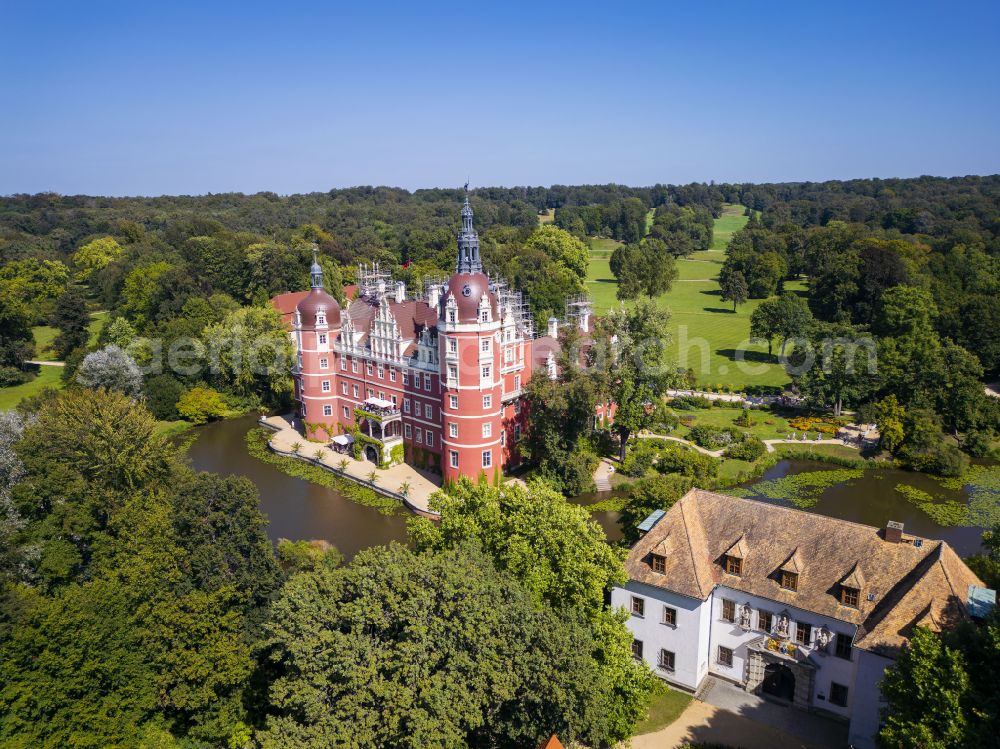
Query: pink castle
xmin=273 ymin=197 xmax=595 ymax=484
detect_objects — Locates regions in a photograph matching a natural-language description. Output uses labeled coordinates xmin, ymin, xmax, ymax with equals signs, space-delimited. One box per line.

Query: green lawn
xmin=538 ymin=208 xmax=555 ymax=225
xmin=671 ymin=406 xmax=795 ymax=441
xmin=635 ymin=686 xmax=693 ymax=735
xmin=586 ymin=205 xmax=794 ymax=389
xmin=0 ymin=366 xmax=62 ymax=411
xmin=31 ymin=310 xmax=108 ymax=361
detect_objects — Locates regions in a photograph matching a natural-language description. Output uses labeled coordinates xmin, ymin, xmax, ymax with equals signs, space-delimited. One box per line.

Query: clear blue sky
xmin=2 ymin=0 xmax=998 ymax=196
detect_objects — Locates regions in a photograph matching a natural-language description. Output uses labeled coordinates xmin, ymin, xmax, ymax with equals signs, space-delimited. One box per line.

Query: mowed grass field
xmin=586 ymin=205 xmax=794 ymax=389
xmin=1 ymin=311 xmax=110 ymax=410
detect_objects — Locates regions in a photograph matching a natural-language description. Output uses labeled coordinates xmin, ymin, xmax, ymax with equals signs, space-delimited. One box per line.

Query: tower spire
xmin=310 ymin=245 xmax=324 ymax=289
xmin=456 ymin=191 xmax=482 ymax=274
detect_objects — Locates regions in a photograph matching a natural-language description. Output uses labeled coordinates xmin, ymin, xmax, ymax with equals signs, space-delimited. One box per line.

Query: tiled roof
xmin=625 ymin=488 xmax=983 ymax=655
xmin=270 ymin=291 xmax=309 ymax=330
xmin=344 ymin=297 xmax=439 ymax=356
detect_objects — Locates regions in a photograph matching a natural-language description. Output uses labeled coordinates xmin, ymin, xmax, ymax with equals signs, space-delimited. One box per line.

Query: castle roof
xmin=626 ymin=488 xmax=984 ymax=656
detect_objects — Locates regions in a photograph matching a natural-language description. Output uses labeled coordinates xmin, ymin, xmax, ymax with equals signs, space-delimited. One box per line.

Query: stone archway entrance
xmin=745 ymin=637 xmax=815 ymax=710
xmin=762 ymin=662 xmax=795 ymax=702
xmin=364 ymin=445 xmax=379 ymax=463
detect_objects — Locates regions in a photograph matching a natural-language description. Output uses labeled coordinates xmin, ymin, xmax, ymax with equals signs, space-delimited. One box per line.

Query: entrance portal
xmin=762 ymin=663 xmax=795 ymax=702
xmin=364 ymin=445 xmax=379 ymax=463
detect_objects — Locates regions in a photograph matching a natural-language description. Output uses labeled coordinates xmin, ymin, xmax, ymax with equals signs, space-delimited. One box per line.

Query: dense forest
xmin=1 ymin=177 xmax=1000 ymax=746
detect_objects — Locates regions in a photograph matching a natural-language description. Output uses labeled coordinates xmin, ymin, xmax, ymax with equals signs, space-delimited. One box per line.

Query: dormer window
xmin=780 ymin=571 xmax=798 ymax=591
xmin=317 ymin=314 xmax=325 ymax=325
xmin=481 ymin=310 xmax=489 ymax=322
xmin=841 ymin=586 xmax=859 ymax=608
xmin=722 ymin=534 xmax=747 ymax=577
xmin=839 ymin=562 xmax=865 ymax=608
xmin=448 ymin=310 xmax=456 ymax=323
xmin=651 ymin=554 xmax=666 ymax=574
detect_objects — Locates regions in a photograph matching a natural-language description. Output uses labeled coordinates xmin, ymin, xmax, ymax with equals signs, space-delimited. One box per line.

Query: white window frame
xmin=481 ymin=449 xmax=492 ymax=468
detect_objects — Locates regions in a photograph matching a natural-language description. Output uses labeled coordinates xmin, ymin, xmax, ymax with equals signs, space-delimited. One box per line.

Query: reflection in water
xmin=184 ymin=416 xmax=985 ymax=561
xmin=184 ymin=415 xmax=410 ymax=561
xmin=741 ymin=459 xmax=985 ymax=556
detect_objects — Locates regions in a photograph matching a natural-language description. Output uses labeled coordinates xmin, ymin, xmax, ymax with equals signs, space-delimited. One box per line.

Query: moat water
xmin=184 ymin=415 xmax=988 ymax=559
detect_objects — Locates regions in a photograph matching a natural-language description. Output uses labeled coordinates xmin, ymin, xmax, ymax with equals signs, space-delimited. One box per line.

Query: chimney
xmin=885 ymin=521 xmax=904 ymax=543
xmin=394 ymin=281 xmax=406 ymax=303
xmin=428 ymin=283 xmax=441 ymax=308
xmin=547 ymin=316 xmax=559 ymax=338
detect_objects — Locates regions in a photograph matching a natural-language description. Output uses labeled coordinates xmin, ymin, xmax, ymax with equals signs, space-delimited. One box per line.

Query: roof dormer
xmin=723 ymin=535 xmax=747 ymax=577
xmin=778 ymin=547 xmax=804 ymax=591
xmin=839 ymin=562 xmax=865 ymax=607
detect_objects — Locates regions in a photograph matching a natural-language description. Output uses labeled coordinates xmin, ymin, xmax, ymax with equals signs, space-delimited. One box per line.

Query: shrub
xmin=689 ymin=425 xmax=742 ymax=449
xmin=144 ymin=374 xmax=186 ymax=420
xmin=177 ymin=386 xmax=229 ymax=425
xmin=654 ymin=445 xmax=719 ymax=483
xmin=670 ymin=395 xmax=714 ymax=410
xmin=899 ymin=442 xmax=970 ymax=477
xmin=725 ymin=436 xmax=767 ymax=461
xmin=963 ymin=430 xmax=995 ymax=458
xmin=734 ymin=408 xmax=755 ymax=428
xmin=0 ymin=366 xmax=32 ymax=387
xmin=622 ymin=445 xmax=655 ymax=477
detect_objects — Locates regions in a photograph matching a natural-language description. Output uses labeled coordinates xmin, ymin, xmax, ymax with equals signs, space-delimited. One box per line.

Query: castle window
xmin=425 ymin=404 xmax=434 ymax=419
xmin=322 ymin=405 xmax=332 ymax=416
xmin=423 ymin=374 xmax=431 ymax=391
xmin=366 ymin=363 xmax=373 ymax=376
xmin=450 ymin=450 xmax=458 ymax=468
xmin=319 ymin=358 xmax=329 ymax=369
xmin=404 ymin=398 xmax=411 ymax=413
xmin=662 ymin=606 xmax=676 ymax=626
xmin=717 ymin=646 xmax=733 ymax=668
xmin=317 ymin=314 xmax=325 ymax=325
xmin=631 ymin=596 xmax=645 ymax=617
xmin=658 ymin=649 xmax=675 ymax=672
xmin=367 ymin=389 xmax=374 ymax=399
xmin=482 ymin=450 xmax=492 ymax=468
xmin=835 ymin=633 xmax=852 ymax=660
xmin=319 ymin=334 xmax=327 ymax=345
xmin=449 ymin=423 xmax=458 ymax=438
xmin=481 ymin=365 xmax=491 ymax=380
xmin=481 ymin=310 xmax=489 ymax=323
xmin=321 ymin=381 xmax=330 ymax=392
xmin=425 ymin=432 xmax=433 ymax=447
xmin=514 ymin=424 xmax=521 ymax=442
xmin=343 ymin=406 xmax=349 ymax=418
xmin=758 ymin=610 xmax=773 ymax=633
xmin=415 ymin=428 xmax=422 ymax=444
xmin=722 ymin=599 xmax=736 ymax=623
xmin=378 ymin=391 xmax=385 ymax=401
xmin=725 ymin=556 xmax=742 ymax=576
xmin=377 ymin=366 xmax=384 ymax=379
xmin=830 ymin=682 xmax=849 ymax=707
xmin=796 ymin=622 xmax=811 ymax=645
xmin=781 ymin=571 xmax=798 ymax=591
xmin=449 ymin=395 xmax=458 ymax=409
xmin=352 ymin=360 xmax=358 ymax=373
xmin=483 ymin=395 xmax=492 ymax=409
xmin=514 ymin=374 xmax=521 ymax=390
xmin=352 ymin=385 xmax=359 ymax=398
xmin=389 ymin=368 xmax=396 ymax=382
xmin=481 ymin=338 xmax=490 ymax=352
xmin=339 ymin=355 xmax=345 ymax=369
xmin=401 ymin=371 xmax=408 ymax=385
xmin=841 ymin=586 xmax=859 ymax=608
xmin=448 ymin=338 xmax=457 ymax=354
xmin=651 ymin=554 xmax=666 ymax=574
xmin=342 ymin=382 xmax=348 ymax=395
xmin=405 ymin=424 xmax=412 ymax=439
xmin=482 ymin=423 xmax=492 ymax=438
xmin=631 ymin=640 xmax=643 ymax=660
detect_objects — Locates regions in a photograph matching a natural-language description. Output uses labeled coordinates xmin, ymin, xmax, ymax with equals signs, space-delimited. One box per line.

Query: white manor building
xmin=612 ymin=489 xmax=993 ymax=749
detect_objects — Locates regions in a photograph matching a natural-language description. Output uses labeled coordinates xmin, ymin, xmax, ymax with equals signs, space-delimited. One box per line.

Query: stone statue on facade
xmin=816 ymin=627 xmax=831 ymax=653
xmin=739 ymin=603 xmax=752 ymax=630
xmin=776 ymin=613 xmax=790 ymax=638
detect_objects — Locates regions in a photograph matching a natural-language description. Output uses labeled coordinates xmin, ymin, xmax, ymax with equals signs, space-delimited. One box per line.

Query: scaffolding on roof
xmin=357 ymin=262 xmax=394 ymax=301
xmin=493 ymin=275 xmax=535 ymax=339
xmin=564 ymin=295 xmax=593 ymax=332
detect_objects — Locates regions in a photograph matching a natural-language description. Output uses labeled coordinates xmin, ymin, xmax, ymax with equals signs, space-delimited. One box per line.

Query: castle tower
xmin=293 ymin=248 xmax=342 ymax=440
xmin=439 ymin=197 xmax=503 ymax=484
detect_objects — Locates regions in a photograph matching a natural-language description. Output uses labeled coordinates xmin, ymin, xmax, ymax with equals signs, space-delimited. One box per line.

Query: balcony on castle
xmin=355 ymin=397 xmax=403 ymax=443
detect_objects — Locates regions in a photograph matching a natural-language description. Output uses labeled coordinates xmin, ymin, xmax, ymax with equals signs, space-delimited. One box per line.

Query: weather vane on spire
xmin=463 ymin=180 xmax=469 ymax=193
